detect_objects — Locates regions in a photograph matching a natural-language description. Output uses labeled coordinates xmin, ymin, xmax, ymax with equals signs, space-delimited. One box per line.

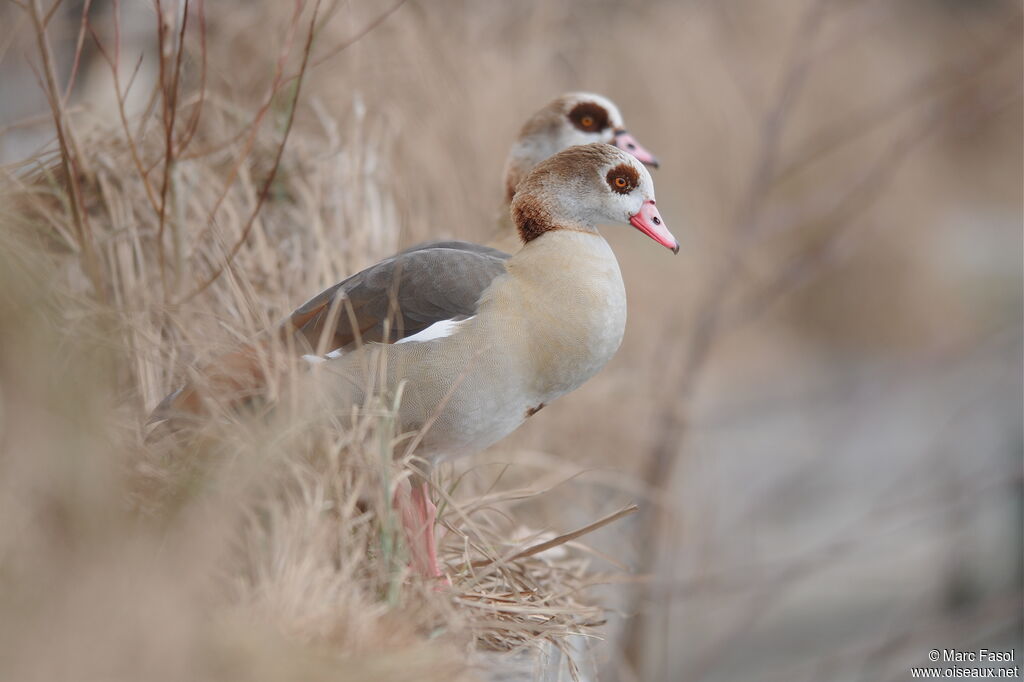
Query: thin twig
xmin=61 ymin=0 xmax=93 ymax=105
xmin=87 ymin=4 xmax=161 ymax=214
xmin=469 ymin=505 xmax=639 ymax=569
xmin=182 ymin=1 xmax=304 ymax=262
xmin=620 ymin=4 xmax=831 ymax=677
xmin=26 ymin=0 xmax=104 ymax=299
xmin=176 ymin=0 xmax=322 ymax=304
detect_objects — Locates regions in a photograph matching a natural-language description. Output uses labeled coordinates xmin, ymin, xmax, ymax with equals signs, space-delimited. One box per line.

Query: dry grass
xmin=2 ymin=1 xmax=1021 ymax=681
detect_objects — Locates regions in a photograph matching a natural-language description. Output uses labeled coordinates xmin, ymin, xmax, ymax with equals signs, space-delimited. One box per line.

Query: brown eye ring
xmin=568 ymin=102 xmax=610 ymax=133
xmin=606 ymin=163 xmax=640 ymax=195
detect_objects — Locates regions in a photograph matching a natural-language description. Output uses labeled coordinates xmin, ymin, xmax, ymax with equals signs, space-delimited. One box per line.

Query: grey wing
xmin=287 ymin=242 xmax=510 ymax=353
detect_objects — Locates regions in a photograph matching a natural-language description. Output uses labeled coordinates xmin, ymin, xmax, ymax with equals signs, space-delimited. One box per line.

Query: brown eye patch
xmin=568 ymin=102 xmax=610 ymax=133
xmin=606 ymin=163 xmax=640 ymax=194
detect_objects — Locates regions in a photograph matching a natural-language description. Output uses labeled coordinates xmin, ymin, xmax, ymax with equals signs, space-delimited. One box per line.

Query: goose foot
xmin=395 ymin=481 xmax=450 ymax=586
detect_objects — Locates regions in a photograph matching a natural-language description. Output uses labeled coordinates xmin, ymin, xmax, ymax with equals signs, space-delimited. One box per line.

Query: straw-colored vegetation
xmin=2 ymin=1 xmax=1021 ymax=681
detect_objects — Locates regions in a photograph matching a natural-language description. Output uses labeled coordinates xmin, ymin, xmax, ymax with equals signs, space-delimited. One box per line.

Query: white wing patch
xmin=303 ymin=318 xmax=471 ymax=364
xmin=303 ymin=348 xmax=345 ymax=365
xmin=396 ymin=317 xmax=473 ymax=344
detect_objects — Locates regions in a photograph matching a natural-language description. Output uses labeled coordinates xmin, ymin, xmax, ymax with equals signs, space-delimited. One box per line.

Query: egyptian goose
xmin=154 ymin=143 xmax=675 ymax=580
xmin=294 ymin=143 xmax=677 ymax=578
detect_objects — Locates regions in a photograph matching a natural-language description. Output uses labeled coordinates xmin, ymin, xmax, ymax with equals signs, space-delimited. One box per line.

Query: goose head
xmin=504 ymin=92 xmax=660 ymax=202
xmin=511 ymin=143 xmax=678 ymax=254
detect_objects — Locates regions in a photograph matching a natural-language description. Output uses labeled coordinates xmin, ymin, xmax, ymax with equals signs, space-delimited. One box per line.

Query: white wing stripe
xmin=396 ymin=317 xmax=473 ymax=344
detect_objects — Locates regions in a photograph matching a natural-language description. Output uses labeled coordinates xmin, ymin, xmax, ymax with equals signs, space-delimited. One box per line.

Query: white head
xmin=503 ymin=92 xmax=660 ymax=203
xmin=511 ymin=143 xmax=678 ymax=254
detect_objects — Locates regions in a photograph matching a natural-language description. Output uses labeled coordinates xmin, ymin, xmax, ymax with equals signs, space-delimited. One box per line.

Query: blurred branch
xmin=173 ymin=0 xmax=407 ymax=301
xmin=173 ymin=0 xmax=207 ymax=156
xmin=25 ymin=0 xmax=105 ymax=300
xmin=40 ymin=0 xmax=63 ymax=28
xmin=620 ymin=1 xmax=831 ymax=677
xmin=726 ymin=29 xmax=1022 ymax=329
xmin=681 ymin=472 xmax=1010 ymax=681
xmin=744 ymin=590 xmax=1022 ymax=682
xmin=176 ymin=0 xmax=407 ymax=163
xmin=619 ymin=2 xmax=1023 ymax=680
xmin=776 ymin=11 xmax=1022 ymax=185
xmin=177 ymin=0 xmax=321 ymax=304
xmin=61 ymin=0 xmax=93 ymax=104
xmin=87 ymin=1 xmax=160 ymax=214
xmin=177 ymin=0 xmax=406 ymax=304
xmin=179 ymin=1 xmax=305 ymax=277
xmin=306 ymin=0 xmax=409 ymax=72
xmin=153 ymin=0 xmax=191 ymax=296
xmin=728 ymin=97 xmax=1020 ymax=331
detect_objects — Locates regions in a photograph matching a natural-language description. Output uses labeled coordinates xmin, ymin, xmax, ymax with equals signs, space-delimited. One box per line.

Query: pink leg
xmin=394 ymin=480 xmax=449 ymax=584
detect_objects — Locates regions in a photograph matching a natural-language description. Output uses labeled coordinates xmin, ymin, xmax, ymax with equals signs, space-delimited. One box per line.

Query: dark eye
xmin=614 ymin=177 xmax=628 ymax=189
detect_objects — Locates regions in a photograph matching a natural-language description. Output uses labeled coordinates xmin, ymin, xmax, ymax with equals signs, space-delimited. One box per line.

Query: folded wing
xmin=288 ymin=241 xmax=509 ymax=354
xmin=152 ymin=242 xmax=509 ymax=419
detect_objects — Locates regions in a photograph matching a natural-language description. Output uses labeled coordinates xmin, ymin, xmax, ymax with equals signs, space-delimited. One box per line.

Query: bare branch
xmin=26 ymin=0 xmax=104 ymax=299
xmin=177 ymin=0 xmax=322 ymax=304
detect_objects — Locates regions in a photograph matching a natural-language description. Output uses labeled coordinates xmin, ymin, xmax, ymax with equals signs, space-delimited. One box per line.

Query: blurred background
xmin=1 ymin=1 xmax=1020 ymax=681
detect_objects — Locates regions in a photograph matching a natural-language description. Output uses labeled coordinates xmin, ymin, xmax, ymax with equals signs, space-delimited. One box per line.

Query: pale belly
xmin=415 ymin=385 xmax=533 ymax=462
xmin=395 ymin=306 xmax=626 ymax=462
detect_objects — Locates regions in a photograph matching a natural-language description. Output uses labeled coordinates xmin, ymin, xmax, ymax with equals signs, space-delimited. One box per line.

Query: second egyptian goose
xmin=301 ymin=143 xmax=677 ymax=578
xmin=484 ymin=92 xmax=658 ymax=251
xmin=503 ymin=92 xmax=659 ymax=204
